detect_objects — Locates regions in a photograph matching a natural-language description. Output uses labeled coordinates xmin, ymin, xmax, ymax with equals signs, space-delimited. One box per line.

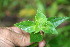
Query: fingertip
xmin=39 ymin=40 xmax=46 ymax=47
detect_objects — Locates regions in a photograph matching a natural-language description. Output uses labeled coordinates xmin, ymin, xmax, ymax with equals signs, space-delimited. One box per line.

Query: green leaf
xmin=48 ymin=17 xmax=69 ymax=27
xmin=42 ymin=21 xmax=58 ymax=34
xmin=35 ymin=9 xmax=47 ymax=24
xmin=34 ymin=9 xmax=47 ymax=33
xmin=14 ymin=21 xmax=35 ymax=33
xmin=43 ymin=27 xmax=58 ymax=34
xmin=30 ymin=33 xmax=43 ymax=42
xmin=34 ymin=25 xmax=41 ymax=33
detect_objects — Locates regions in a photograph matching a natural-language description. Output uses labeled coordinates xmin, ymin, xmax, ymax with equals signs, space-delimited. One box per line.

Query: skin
xmin=0 ymin=27 xmax=45 ymax=47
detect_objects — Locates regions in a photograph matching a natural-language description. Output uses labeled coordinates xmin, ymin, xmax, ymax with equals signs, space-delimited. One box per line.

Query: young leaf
xmin=14 ymin=21 xmax=35 ymax=33
xmin=34 ymin=9 xmax=47 ymax=33
xmin=48 ymin=17 xmax=69 ymax=27
xmin=30 ymin=33 xmax=43 ymax=42
xmin=35 ymin=9 xmax=47 ymax=24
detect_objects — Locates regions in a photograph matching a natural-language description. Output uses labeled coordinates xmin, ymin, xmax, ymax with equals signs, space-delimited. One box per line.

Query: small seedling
xmin=14 ymin=9 xmax=69 ymax=43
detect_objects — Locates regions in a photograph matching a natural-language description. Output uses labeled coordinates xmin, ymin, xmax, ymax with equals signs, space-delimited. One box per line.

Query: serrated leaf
xmin=34 ymin=9 xmax=47 ymax=33
xmin=48 ymin=17 xmax=69 ymax=27
xmin=30 ymin=33 xmax=43 ymax=42
xmin=35 ymin=9 xmax=47 ymax=24
xmin=42 ymin=21 xmax=58 ymax=34
xmin=14 ymin=21 xmax=35 ymax=33
xmin=43 ymin=27 xmax=58 ymax=34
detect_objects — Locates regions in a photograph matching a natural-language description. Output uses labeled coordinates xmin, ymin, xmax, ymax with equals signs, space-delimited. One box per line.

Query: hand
xmin=0 ymin=27 xmax=45 ymax=47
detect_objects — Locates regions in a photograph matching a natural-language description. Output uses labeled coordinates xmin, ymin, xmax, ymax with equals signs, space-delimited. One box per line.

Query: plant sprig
xmin=14 ymin=9 xmax=70 ymax=42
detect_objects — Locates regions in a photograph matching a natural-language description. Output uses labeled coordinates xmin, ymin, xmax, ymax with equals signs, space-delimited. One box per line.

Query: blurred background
xmin=0 ymin=0 xmax=70 ymax=47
